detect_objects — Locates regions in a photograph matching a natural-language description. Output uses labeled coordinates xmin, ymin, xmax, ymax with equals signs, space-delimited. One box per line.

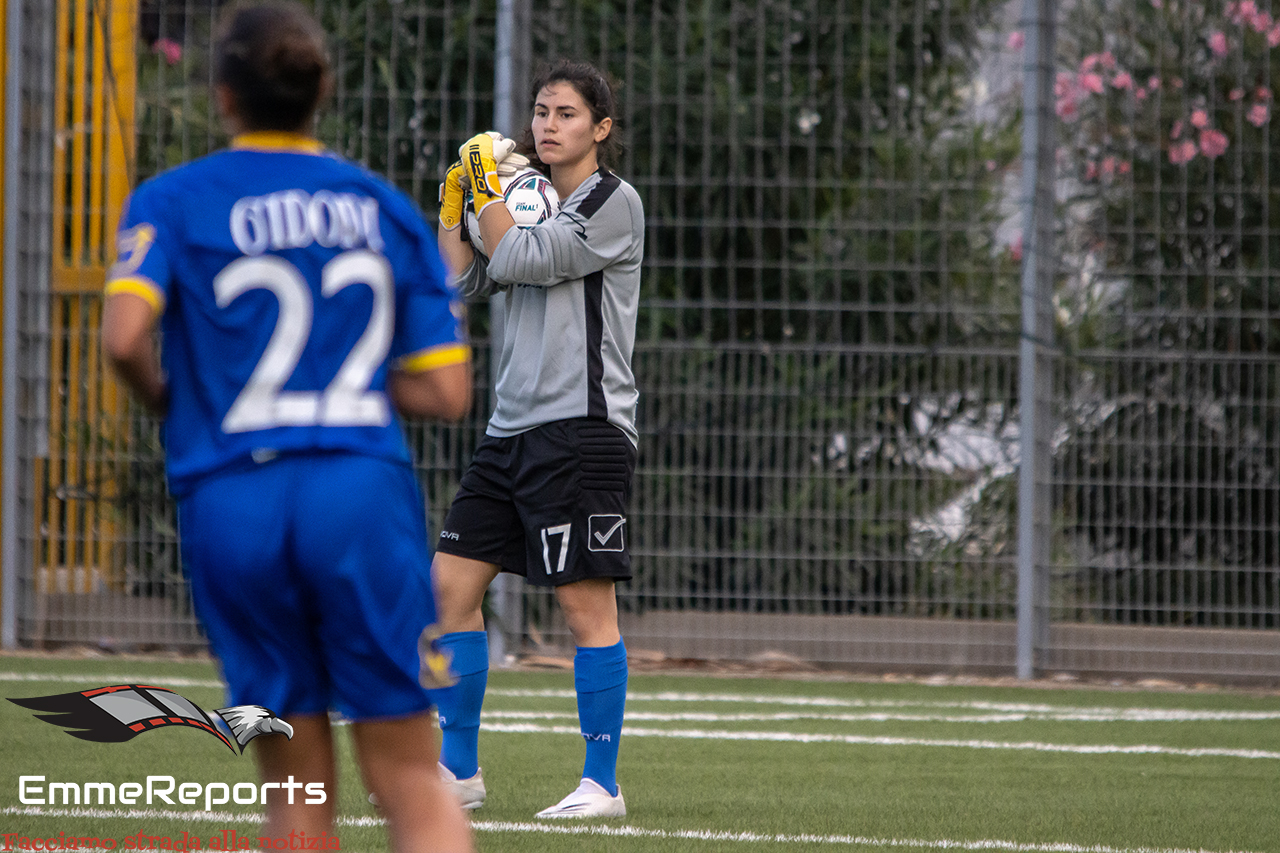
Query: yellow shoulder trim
xmin=231 ymin=131 xmax=326 ymax=154
xmin=104 ymin=277 xmax=166 ymax=313
xmin=399 ymin=343 xmax=471 ymax=373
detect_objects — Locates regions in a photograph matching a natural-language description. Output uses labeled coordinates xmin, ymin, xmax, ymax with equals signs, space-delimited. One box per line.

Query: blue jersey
xmin=106 ymin=133 xmax=468 ymax=496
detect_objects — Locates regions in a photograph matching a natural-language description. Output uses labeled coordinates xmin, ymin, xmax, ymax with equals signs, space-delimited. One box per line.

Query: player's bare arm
xmin=437 ymin=227 xmax=477 ymax=278
xmin=102 ymin=290 xmax=168 ymax=415
xmin=389 ymin=360 xmax=472 ymax=421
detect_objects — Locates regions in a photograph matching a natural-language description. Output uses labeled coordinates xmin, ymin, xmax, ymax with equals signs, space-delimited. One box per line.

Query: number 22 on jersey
xmin=214 ymin=249 xmax=393 ymax=433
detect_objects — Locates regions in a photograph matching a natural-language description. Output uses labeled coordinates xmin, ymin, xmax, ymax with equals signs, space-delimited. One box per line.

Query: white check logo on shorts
xmin=588 ymin=515 xmax=626 ymax=552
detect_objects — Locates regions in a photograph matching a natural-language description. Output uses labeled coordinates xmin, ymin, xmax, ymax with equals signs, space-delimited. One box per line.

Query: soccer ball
xmin=464 ymin=167 xmax=560 ymax=256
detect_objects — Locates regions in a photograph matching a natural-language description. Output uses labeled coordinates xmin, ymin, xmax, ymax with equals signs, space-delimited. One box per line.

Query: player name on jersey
xmin=230 ymin=189 xmax=384 ymax=256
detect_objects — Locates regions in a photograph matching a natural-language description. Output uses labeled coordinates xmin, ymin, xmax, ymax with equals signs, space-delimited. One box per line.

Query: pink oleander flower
xmin=1148 ymin=76 xmax=1161 ymax=90
xmin=1100 ymin=51 xmax=1117 ymax=70
xmin=1256 ymin=87 xmax=1273 ymax=102
xmin=152 ymin=37 xmax=182 ymax=66
xmin=1135 ymin=87 xmax=1148 ymax=102
xmin=1269 ymin=23 xmax=1280 ymax=47
xmin=1252 ymin=12 xmax=1274 ymax=32
xmin=1055 ymin=72 xmax=1081 ymax=121
xmin=1079 ymin=72 xmax=1105 ymax=95
xmin=1080 ymin=54 xmax=1101 ymax=72
xmin=1101 ymin=156 xmax=1117 ymax=177
xmin=1169 ymin=140 xmax=1198 ymax=165
xmin=1171 ymin=119 xmax=1185 ymax=140
xmin=1199 ymin=129 xmax=1229 ymax=158
xmin=1209 ymin=31 xmax=1229 ymax=57
xmin=1118 ymin=160 xmax=1131 ymax=175
xmin=1111 ymin=72 xmax=1134 ymax=90
xmin=1229 ymin=1 xmax=1258 ymax=23
xmin=1230 ymin=88 xmax=1245 ymax=101
xmin=1191 ymin=109 xmax=1209 ymax=129
xmin=1248 ymin=103 xmax=1270 ymax=127
xmin=1085 ymin=161 xmax=1099 ymax=181
xmin=1007 ymin=31 xmax=1025 ymax=51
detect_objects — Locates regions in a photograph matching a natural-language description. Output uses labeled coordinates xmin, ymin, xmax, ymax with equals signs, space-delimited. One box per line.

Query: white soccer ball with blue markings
xmin=465 ymin=167 xmax=560 ymax=257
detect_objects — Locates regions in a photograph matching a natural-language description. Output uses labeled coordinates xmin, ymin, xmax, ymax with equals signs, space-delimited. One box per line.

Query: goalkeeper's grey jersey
xmin=455 ymin=168 xmax=644 ymax=445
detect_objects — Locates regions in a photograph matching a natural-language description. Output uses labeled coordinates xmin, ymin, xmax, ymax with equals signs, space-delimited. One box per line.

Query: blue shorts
xmin=178 ymin=452 xmax=450 ymax=721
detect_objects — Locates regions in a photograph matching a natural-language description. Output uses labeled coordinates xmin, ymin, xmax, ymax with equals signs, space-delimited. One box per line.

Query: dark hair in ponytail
xmin=214 ymin=1 xmax=330 ymax=132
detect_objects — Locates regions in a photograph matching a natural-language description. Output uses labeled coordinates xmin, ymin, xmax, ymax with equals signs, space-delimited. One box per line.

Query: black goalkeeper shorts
xmin=436 ymin=418 xmax=636 ymax=587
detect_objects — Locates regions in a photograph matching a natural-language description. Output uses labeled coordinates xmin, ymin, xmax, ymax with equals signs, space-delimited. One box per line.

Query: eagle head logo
xmin=214 ymin=705 xmax=295 ymax=753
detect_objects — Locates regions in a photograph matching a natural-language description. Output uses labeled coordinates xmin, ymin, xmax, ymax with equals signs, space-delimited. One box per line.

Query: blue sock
xmin=432 ymin=631 xmax=488 ymax=779
xmin=574 ymin=640 xmax=628 ymax=796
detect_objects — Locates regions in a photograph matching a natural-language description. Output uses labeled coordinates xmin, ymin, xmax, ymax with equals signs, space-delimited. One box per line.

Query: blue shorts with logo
xmin=178 ymin=451 xmax=452 ymax=721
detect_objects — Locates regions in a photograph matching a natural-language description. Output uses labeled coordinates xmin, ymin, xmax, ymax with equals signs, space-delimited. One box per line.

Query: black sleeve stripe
xmin=583 ymin=268 xmax=608 ymax=419
xmin=573 ymin=168 xmax=622 ymax=219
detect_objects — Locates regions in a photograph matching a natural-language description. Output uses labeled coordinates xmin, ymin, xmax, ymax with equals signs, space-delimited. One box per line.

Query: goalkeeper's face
xmin=533 ymin=82 xmax=613 ymax=171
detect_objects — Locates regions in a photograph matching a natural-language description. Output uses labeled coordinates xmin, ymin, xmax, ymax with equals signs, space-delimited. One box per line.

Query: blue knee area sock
xmin=574 ymin=640 xmax=628 ymax=796
xmin=433 ymin=631 xmax=488 ymax=779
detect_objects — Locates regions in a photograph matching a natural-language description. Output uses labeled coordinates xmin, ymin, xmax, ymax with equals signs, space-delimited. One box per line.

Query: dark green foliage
xmin=1053 ymin=0 xmax=1280 ymax=624
xmin=127 ymin=0 xmax=1023 ymax=629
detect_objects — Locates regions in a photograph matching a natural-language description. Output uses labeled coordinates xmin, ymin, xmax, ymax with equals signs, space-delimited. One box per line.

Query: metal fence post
xmin=486 ymin=0 xmax=531 ymax=666
xmin=1015 ymin=0 xmax=1057 ymax=680
xmin=1 ymin=0 xmax=25 ymax=649
xmin=3 ymin=0 xmax=54 ymax=649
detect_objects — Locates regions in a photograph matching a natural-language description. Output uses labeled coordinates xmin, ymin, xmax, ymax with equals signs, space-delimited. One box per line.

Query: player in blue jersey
xmin=431 ymin=60 xmax=644 ymax=818
xmin=100 ymin=4 xmax=475 ymax=851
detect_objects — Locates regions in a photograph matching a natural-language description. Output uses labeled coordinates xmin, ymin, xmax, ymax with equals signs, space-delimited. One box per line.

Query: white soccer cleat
xmin=534 ymin=778 xmax=626 ymax=819
xmin=440 ymin=762 xmax=486 ymax=810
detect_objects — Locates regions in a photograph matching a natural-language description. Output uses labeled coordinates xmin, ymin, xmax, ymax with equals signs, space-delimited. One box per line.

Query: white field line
xmin=3 ymin=671 xmax=1277 ymax=724
xmin=483 ymin=708 xmax=1280 ymax=723
xmin=0 ymin=807 xmax=1259 ymax=853
xmin=469 ymin=821 xmax=1258 ymax=853
xmin=479 ymin=721 xmax=1280 ymax=760
xmin=0 ymin=672 xmax=224 ymax=689
xmin=489 ymin=688 xmax=1280 ymax=721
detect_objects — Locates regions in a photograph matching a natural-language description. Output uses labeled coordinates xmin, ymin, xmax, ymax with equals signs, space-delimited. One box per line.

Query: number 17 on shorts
xmin=538 ymin=515 xmax=626 ymax=576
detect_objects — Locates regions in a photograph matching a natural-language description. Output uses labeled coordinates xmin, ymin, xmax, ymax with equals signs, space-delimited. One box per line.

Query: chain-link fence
xmin=3 ymin=0 xmax=1278 ymax=682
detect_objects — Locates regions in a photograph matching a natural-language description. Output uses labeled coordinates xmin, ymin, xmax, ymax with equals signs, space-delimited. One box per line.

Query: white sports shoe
xmin=534 ymin=778 xmax=626 ymax=818
xmin=369 ymin=764 xmax=486 ymax=811
xmin=440 ymin=763 xmax=486 ymax=810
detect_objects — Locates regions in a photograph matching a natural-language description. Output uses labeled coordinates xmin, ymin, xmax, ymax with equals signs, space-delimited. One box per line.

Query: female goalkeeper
xmin=433 ymin=58 xmax=644 ymax=819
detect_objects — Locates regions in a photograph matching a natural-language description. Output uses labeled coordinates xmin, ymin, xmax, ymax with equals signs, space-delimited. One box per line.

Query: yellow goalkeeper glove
xmin=459 ymin=131 xmax=515 ymax=218
xmin=438 ymin=160 xmax=467 ymax=231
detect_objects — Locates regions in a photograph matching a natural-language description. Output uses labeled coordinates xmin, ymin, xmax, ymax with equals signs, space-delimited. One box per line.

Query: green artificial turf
xmin=1 ymin=654 xmax=1276 ymax=853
